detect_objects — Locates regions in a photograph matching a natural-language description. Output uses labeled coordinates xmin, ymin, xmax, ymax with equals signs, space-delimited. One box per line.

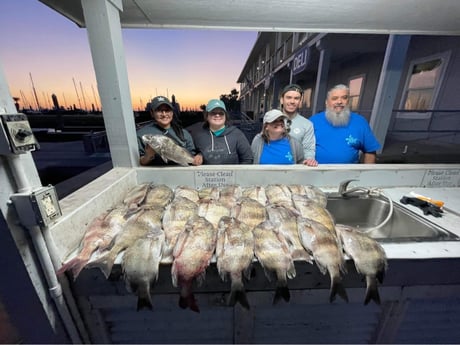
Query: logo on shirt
xmin=285 ymin=151 xmax=293 ymax=162
xmin=345 ymin=134 xmax=361 ymax=149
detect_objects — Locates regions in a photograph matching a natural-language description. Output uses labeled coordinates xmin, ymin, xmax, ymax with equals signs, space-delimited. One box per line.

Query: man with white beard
xmin=310 ymin=84 xmax=380 ymax=164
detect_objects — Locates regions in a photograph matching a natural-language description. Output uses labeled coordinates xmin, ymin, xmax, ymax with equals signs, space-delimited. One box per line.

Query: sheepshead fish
xmin=253 ymin=220 xmax=296 ymax=304
xmin=142 ymin=134 xmax=194 ymax=166
xmin=287 ymin=184 xmax=327 ymax=207
xmin=267 ymin=205 xmax=311 ymax=263
xmin=123 ymin=183 xmax=152 ymax=211
xmin=174 ymin=185 xmax=199 ymax=202
xmin=216 ymin=216 xmax=254 ymax=309
xmin=303 ymin=184 xmax=328 ymax=208
xmin=218 ymin=184 xmax=242 ymax=209
xmin=171 ymin=215 xmax=217 ymax=312
xmin=265 ymin=184 xmax=293 ymax=208
xmin=162 ymin=196 xmax=198 ymax=262
xmin=198 ymin=187 xmax=220 ymax=201
xmin=232 ymin=197 xmax=267 ymax=230
xmin=122 ymin=226 xmax=165 ymax=311
xmin=57 ymin=206 xmax=133 ymax=280
xmin=198 ymin=199 xmax=230 ymax=229
xmin=88 ymin=207 xmax=163 ymax=278
xmin=291 ymin=194 xmax=336 ymax=233
xmin=297 ymin=217 xmax=348 ymax=303
xmin=242 ymin=185 xmax=267 ymax=205
xmin=144 ymin=184 xmax=174 ymax=209
xmin=336 ymin=224 xmax=388 ymax=305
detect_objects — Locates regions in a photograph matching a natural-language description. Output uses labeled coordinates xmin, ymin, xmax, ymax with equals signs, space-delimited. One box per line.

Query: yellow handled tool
xmin=410 ymin=192 xmax=444 ymax=208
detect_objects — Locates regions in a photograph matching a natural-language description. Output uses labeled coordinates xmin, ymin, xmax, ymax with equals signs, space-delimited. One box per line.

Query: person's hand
xmin=192 ymin=154 xmax=203 ymax=166
xmin=145 ymin=145 xmax=156 ymax=158
xmin=303 ymin=158 xmax=318 ymax=167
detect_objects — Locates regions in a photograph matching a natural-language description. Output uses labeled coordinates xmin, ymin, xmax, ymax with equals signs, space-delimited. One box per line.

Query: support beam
xmin=81 ymin=0 xmax=139 ymax=168
xmin=370 ymin=35 xmax=411 ymax=151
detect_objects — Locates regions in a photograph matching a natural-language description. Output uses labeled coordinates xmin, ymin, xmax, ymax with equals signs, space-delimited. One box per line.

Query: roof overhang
xmin=39 ymin=0 xmax=460 ymax=35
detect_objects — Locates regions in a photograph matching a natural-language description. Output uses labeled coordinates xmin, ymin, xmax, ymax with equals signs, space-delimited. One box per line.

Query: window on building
xmin=348 ymin=76 xmax=364 ymax=111
xmin=403 ymin=59 xmax=442 ymax=110
xmin=397 ymin=52 xmax=450 ymax=118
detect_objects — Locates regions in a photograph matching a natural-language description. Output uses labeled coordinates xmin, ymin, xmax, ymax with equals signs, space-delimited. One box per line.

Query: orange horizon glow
xmin=1 ymin=1 xmax=257 ymax=114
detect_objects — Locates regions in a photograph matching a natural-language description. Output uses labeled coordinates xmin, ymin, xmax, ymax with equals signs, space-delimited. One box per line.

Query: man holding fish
xmin=137 ymin=96 xmax=203 ymax=166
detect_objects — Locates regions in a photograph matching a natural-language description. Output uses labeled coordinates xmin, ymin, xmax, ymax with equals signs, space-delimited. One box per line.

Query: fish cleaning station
xmin=1 ymin=0 xmax=460 ymax=343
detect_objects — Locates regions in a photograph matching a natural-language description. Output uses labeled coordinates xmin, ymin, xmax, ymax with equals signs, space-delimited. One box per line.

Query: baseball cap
xmin=206 ymin=99 xmax=227 ymax=112
xmin=263 ymin=109 xmax=289 ymax=124
xmin=280 ymin=83 xmax=304 ymax=96
xmin=150 ymin=96 xmax=173 ymax=111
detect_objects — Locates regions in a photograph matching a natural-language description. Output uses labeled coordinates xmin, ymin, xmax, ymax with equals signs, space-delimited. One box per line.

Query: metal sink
xmin=326 ymin=195 xmax=459 ymax=242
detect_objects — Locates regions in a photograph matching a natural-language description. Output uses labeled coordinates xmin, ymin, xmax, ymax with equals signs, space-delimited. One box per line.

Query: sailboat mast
xmin=29 ymin=72 xmax=41 ymax=111
xmin=72 ymin=77 xmax=82 ymax=110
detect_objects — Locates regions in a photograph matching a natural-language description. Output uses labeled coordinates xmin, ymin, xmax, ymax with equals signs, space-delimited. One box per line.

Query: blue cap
xmin=206 ymin=99 xmax=226 ymax=112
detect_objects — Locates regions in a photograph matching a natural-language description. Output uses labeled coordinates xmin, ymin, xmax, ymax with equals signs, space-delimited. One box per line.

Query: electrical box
xmin=10 ymin=185 xmax=62 ymax=227
xmin=0 ymin=113 xmax=39 ymax=155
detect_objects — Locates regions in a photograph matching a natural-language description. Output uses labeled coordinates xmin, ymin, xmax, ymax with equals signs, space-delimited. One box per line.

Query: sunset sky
xmin=0 ymin=0 xmax=257 ymax=111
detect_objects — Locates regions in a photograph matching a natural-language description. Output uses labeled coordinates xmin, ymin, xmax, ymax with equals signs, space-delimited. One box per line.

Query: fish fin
xmin=87 ymin=253 xmax=116 ymax=279
xmin=376 ymin=267 xmax=386 ymax=284
xmin=287 ymin=262 xmax=296 ymax=280
xmin=329 ymin=276 xmax=349 ymax=303
xmin=228 ymin=281 xmax=250 ymax=310
xmin=364 ymin=276 xmax=381 ymax=305
xmin=273 ymin=281 xmax=290 ymax=304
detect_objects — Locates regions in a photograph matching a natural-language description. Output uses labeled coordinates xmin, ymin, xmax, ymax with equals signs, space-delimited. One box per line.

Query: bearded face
xmin=325 ymin=105 xmax=351 ymax=127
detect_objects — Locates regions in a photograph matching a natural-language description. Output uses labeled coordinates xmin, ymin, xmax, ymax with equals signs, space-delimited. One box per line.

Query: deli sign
xmin=292 ymin=46 xmax=309 ymax=75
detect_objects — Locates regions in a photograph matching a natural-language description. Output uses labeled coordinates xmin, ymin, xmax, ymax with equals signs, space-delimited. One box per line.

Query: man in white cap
xmin=279 ymin=84 xmax=318 ymax=166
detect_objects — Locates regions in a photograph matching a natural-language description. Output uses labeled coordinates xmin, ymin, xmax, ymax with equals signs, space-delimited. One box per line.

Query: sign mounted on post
xmin=292 ymin=46 xmax=309 ymax=75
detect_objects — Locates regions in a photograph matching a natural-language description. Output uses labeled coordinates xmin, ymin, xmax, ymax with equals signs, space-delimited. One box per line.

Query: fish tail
xmin=57 ymin=257 xmax=88 ymax=280
xmin=179 ymin=285 xmax=200 ymax=313
xmin=228 ymin=281 xmax=250 ymax=310
xmin=136 ymin=286 xmax=153 ymax=311
xmin=364 ymin=276 xmax=381 ymax=305
xmin=273 ymin=280 xmax=290 ymax=304
xmin=329 ymin=275 xmax=349 ymax=303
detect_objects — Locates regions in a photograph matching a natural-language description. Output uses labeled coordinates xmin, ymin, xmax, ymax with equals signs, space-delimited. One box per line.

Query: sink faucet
xmin=338 ymin=179 xmax=372 ymax=197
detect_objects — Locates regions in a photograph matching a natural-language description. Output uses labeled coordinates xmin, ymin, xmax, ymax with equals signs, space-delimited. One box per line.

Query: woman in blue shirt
xmin=251 ymin=109 xmax=304 ymax=164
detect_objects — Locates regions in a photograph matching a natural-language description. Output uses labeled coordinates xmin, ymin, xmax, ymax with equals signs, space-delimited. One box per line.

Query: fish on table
xmin=197 ymin=199 xmax=230 ymax=230
xmin=242 ymin=185 xmax=267 ymax=205
xmin=123 ymin=183 xmax=152 ymax=211
xmin=286 ymin=184 xmax=328 ymax=207
xmin=171 ymin=214 xmax=217 ymax=313
xmin=143 ymin=184 xmax=174 ymax=209
xmin=291 ymin=194 xmax=336 ymax=233
xmin=297 ymin=217 xmax=348 ymax=303
xmin=162 ymin=195 xmax=199 ymax=262
xmin=218 ymin=184 xmax=243 ymax=209
xmin=122 ymin=226 xmax=165 ymax=311
xmin=216 ymin=216 xmax=254 ymax=309
xmin=142 ymin=134 xmax=194 ymax=166
xmin=253 ymin=220 xmax=296 ymax=304
xmin=174 ymin=185 xmax=199 ymax=203
xmin=267 ymin=204 xmax=312 ymax=263
xmin=336 ymin=224 xmax=388 ymax=305
xmin=56 ymin=205 xmax=134 ymax=280
xmin=232 ymin=196 xmax=267 ymax=230
xmin=265 ymin=184 xmax=293 ymax=208
xmin=87 ymin=207 xmax=163 ymax=278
